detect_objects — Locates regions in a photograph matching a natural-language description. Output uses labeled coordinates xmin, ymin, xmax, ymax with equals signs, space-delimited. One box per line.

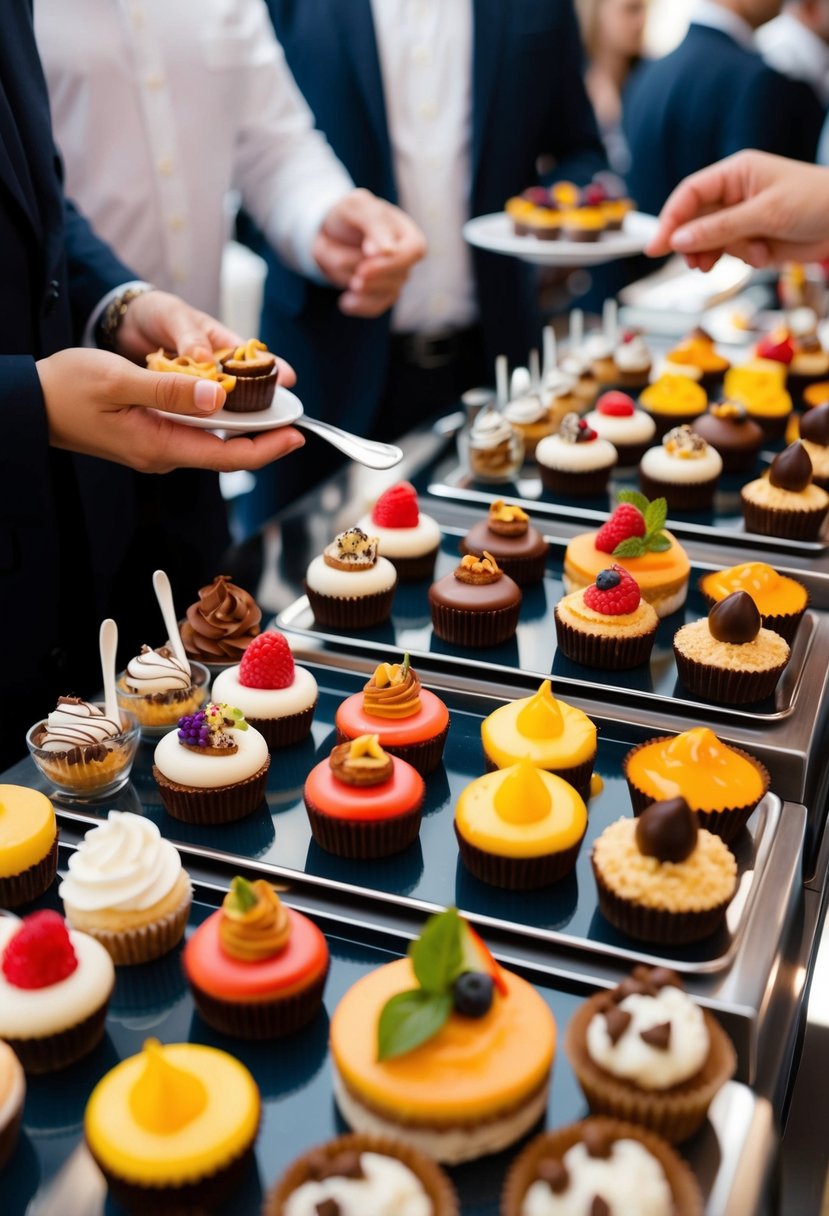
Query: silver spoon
xmin=291 ymin=414 xmax=402 ymax=469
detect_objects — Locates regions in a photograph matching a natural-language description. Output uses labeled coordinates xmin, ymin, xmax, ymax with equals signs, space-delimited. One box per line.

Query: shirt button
xmin=43 ymin=279 xmax=60 ymax=316
xmin=419 ymin=101 xmax=438 ymax=121
xmin=146 ymin=73 xmax=165 ymax=89
xmin=412 ymin=45 xmax=431 ymax=65
xmin=168 ymin=215 xmax=186 ymax=231
xmin=158 ymin=157 xmax=174 ymax=177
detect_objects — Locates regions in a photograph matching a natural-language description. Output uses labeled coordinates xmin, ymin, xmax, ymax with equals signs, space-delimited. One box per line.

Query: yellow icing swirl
xmin=130 ymin=1039 xmax=208 ymax=1134
xmin=456 ymin=762 xmax=587 ymax=858
xmin=363 ymin=661 xmax=421 ymax=719
xmin=219 ymin=880 xmax=290 ymax=962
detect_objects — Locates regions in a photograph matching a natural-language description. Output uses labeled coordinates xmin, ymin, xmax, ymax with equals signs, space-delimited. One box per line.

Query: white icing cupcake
xmin=212 ymin=632 xmax=318 ymax=747
xmin=639 ymin=426 xmax=722 ymax=511
xmin=584 ymin=392 xmax=656 ymax=465
xmin=536 ymin=414 xmax=617 ymax=497
xmin=305 ymin=527 xmax=397 ymax=629
xmin=355 ymin=482 xmax=441 ymax=581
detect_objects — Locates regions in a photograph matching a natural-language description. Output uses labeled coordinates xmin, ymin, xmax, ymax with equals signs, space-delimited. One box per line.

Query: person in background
xmin=574 ymin=0 xmax=649 ymax=176
xmin=757 ymin=1 xmax=829 ymax=162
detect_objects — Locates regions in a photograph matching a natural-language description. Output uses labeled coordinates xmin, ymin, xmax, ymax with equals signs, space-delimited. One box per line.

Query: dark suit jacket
xmin=623 ymin=23 xmax=825 ymax=216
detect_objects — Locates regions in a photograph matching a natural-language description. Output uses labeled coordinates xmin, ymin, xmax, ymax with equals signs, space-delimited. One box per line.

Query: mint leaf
xmin=644 ymin=497 xmax=667 ymax=535
xmin=613 ymin=537 xmax=647 ymax=557
xmin=228 ymin=876 xmax=258 ymax=913
xmin=410 ymin=907 xmax=463 ymax=994
xmin=646 ymin=534 xmax=672 ymax=552
xmin=617 ymin=489 xmax=650 ymax=515
xmin=377 ymin=989 xmax=453 ymax=1060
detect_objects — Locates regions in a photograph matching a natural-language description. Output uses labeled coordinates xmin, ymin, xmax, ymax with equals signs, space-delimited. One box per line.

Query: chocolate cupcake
xmin=741 ymin=441 xmax=829 ymax=541
xmin=305 ymin=527 xmax=397 ymax=630
xmin=673 ymin=592 xmax=790 ymax=705
xmin=219 ymin=339 xmax=278 ymax=411
xmin=429 ymin=552 xmax=522 ymax=647
xmin=798 ymin=401 xmax=829 ymax=490
xmin=690 ymin=401 xmax=764 ymax=473
xmin=180 ymin=574 xmax=261 ymax=668
xmin=460 ymin=500 xmax=549 ymax=586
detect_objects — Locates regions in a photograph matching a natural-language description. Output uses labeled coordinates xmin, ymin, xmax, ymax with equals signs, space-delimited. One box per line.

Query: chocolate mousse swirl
xmin=362 ymin=658 xmax=422 ymax=719
xmin=180 ymin=575 xmax=261 ymax=662
xmin=37 ymin=697 xmax=121 ymax=753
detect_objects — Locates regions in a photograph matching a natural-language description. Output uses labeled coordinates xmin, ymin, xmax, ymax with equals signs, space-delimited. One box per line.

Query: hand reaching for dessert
xmin=314 ymin=188 xmax=427 ymax=317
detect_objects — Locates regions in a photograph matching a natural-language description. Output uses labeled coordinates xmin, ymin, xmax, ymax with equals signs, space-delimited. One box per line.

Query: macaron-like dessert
xmin=592 ymin=797 xmax=738 ymax=943
xmin=219 ymin=337 xmax=278 ymax=410
xmin=304 ymin=735 xmax=425 ymax=858
xmin=429 ymin=552 xmax=522 ymax=648
xmin=663 ymin=326 xmax=730 ymax=392
xmin=535 ymin=412 xmax=618 ymax=497
xmin=212 ymin=631 xmax=318 ymax=748
xmin=0 ymin=785 xmax=58 ymax=908
xmin=455 ymin=758 xmax=587 ymax=889
xmin=0 ymin=1042 xmax=25 ymax=1170
xmin=639 ymin=375 xmax=708 ymax=439
xmin=116 ymin=644 xmax=209 ymax=732
xmin=583 ymin=390 xmax=657 ymax=466
xmin=153 ymin=702 xmax=270 ymax=825
xmin=335 ymin=655 xmax=450 ymax=777
xmin=673 ymin=591 xmax=790 ymax=705
xmin=183 ymin=876 xmax=329 ymax=1038
xmin=466 ymin=406 xmax=525 ymax=482
xmin=741 ymin=441 xmax=829 ymax=541
xmin=798 ymin=400 xmax=829 ymax=490
xmin=623 ymin=726 xmax=769 ymax=843
xmin=592 ymin=330 xmax=653 ymax=391
xmin=180 ymin=573 xmax=262 ymax=667
xmin=85 ymin=1039 xmax=260 ymax=1211
xmin=356 ymin=482 xmax=442 ymax=582
xmin=330 ymin=908 xmax=556 ymax=1163
xmin=639 ymin=425 xmax=723 ymax=512
xmin=459 ymin=499 xmax=549 ymax=586
xmin=26 ymin=695 xmax=141 ymax=796
xmin=724 ymin=362 xmax=792 ymax=441
xmin=481 ymin=679 xmax=597 ymax=800
xmin=305 ymin=526 xmax=398 ymax=630
xmin=555 ymin=565 xmax=659 ymax=670
xmin=699 ymin=561 xmax=808 ymax=645
xmin=690 ymin=401 xmax=764 ymax=474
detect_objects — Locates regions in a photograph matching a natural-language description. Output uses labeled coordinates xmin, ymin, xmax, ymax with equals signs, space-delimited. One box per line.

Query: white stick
xmin=542 ymin=326 xmax=557 ymax=377
xmin=569 ymin=308 xmax=584 ymax=349
xmin=528 ymin=348 xmax=541 ymax=389
xmin=99 ymin=618 xmax=119 ymax=723
xmin=495 ymin=355 xmax=509 ymax=408
xmin=603 ymin=298 xmax=618 ymax=344
xmin=152 ymin=569 xmax=188 ymax=668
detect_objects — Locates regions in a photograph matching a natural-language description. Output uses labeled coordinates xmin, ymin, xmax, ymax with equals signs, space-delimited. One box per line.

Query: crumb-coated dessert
xmin=583 ymin=390 xmax=656 ymax=466
xmin=535 ymin=412 xmax=617 ymax=497
xmin=741 ymin=441 xmax=829 ymax=540
xmin=429 ymin=552 xmax=522 ymax=647
xmin=219 ymin=338 xmax=278 ymax=411
xmin=639 ymin=425 xmax=722 ymax=512
xmin=673 ymin=591 xmax=790 ymax=705
xmin=639 ymin=375 xmax=707 ymax=439
xmin=555 ymin=565 xmax=659 ymax=670
xmin=798 ymin=400 xmax=829 ymax=489
xmin=466 ymin=407 xmax=524 ymax=482
xmin=356 ymin=482 xmax=441 ymax=581
xmin=27 ymin=696 xmax=140 ymax=796
xmin=180 ymin=574 xmax=261 ymax=666
xmin=690 ymin=401 xmax=764 ymax=473
xmin=699 ymin=561 xmax=808 ymax=644
xmin=212 ymin=631 xmax=318 ymax=748
xmin=0 ymin=785 xmax=58 ymax=909
xmin=460 ymin=500 xmax=549 ymax=586
xmin=305 ymin=526 xmax=398 ymax=629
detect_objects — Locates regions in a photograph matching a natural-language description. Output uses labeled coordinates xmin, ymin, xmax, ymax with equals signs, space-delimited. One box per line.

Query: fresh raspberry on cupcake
xmin=555 ymin=564 xmax=658 ymax=670
xmin=212 ymin=632 xmax=318 ymax=749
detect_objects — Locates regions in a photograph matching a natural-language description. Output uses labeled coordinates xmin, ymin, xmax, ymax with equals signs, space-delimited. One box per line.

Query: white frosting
xmin=212 ymin=664 xmax=318 ymax=720
xmin=561 ymin=353 xmax=592 ymax=378
xmin=535 ymin=433 xmax=617 ymax=472
xmin=659 ymin=361 xmax=704 ymax=383
xmin=470 ymin=409 xmax=516 ymax=449
xmin=586 ymin=986 xmax=709 ymax=1090
xmin=505 ymin=395 xmax=548 ymax=425
xmin=305 ymin=554 xmax=397 ymax=597
xmin=521 ymin=1140 xmax=673 ymax=1216
xmin=283 ymin=1152 xmax=431 ymax=1216
xmin=356 ymin=512 xmax=442 ymax=559
xmin=59 ymin=811 xmax=182 ymax=913
xmin=614 ymin=335 xmax=651 ymax=373
xmin=789 ymin=307 xmax=818 ymax=338
xmin=639 ymin=442 xmax=723 ymax=483
xmin=0 ymin=919 xmax=114 ymax=1039
xmin=39 ymin=700 xmax=121 ymax=752
xmin=541 ymin=370 xmax=578 ymax=403
xmin=583 ymin=408 xmax=656 ymax=446
xmin=582 ymin=335 xmax=615 ymax=362
xmin=125 ymin=647 xmax=191 ymax=693
xmin=153 ymin=721 xmax=269 ymax=788
xmin=0 ymin=1046 xmax=24 ymax=1134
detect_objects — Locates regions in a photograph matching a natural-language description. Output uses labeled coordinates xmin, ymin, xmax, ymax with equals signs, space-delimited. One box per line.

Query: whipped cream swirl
xmin=505 ymin=394 xmax=547 ymax=425
xmin=283 ymin=1153 xmax=431 ymax=1216
xmin=125 ymin=645 xmax=191 ymax=693
xmin=521 ymin=1140 xmax=672 ymax=1216
xmin=59 ymin=811 xmax=182 ymax=913
xmin=614 ymin=334 xmax=651 ymax=373
xmin=38 ymin=698 xmax=122 ymax=752
xmin=470 ymin=408 xmax=515 ymax=449
xmin=586 ymin=985 xmax=709 ymax=1090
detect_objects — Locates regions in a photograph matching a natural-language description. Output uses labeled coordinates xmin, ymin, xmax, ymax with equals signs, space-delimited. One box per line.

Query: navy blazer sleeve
xmin=63 ymin=195 xmax=137 ymax=343
xmin=727 ymin=67 xmax=824 ymax=164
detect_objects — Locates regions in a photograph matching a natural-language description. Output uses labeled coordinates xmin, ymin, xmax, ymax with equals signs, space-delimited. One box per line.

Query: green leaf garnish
xmin=612 ymin=493 xmax=671 ymax=558
xmin=378 ymin=989 xmax=453 ymax=1060
xmin=612 ymin=537 xmax=647 ymax=558
xmin=410 ymin=906 xmax=463 ymax=994
xmin=648 ymin=535 xmax=672 ymax=552
xmin=227 ymin=875 xmax=258 ymax=914
xmin=402 ymin=652 xmax=411 ymax=673
xmin=617 ymin=489 xmax=650 ymax=515
xmin=644 ymin=497 xmax=667 ymax=535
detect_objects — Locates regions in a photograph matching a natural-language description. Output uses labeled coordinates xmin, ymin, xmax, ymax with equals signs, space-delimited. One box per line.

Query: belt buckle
xmin=409 ymin=331 xmax=455 ymax=370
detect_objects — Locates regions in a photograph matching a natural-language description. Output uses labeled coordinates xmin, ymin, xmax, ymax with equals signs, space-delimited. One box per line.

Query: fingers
xmin=646 ymin=161 xmax=736 ymax=256
xmin=107 ymin=364 xmax=227 ymax=415
xmin=364 ymin=209 xmax=427 ymax=266
xmin=339 ymin=287 xmax=398 ymax=317
xmin=142 ymin=420 xmax=306 ymax=473
xmin=313 ymin=230 xmax=364 ymax=288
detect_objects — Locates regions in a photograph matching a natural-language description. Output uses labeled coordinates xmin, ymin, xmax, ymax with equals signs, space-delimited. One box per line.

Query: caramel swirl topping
xmin=487 ymin=499 xmax=529 ymax=537
xmin=363 ymin=654 xmax=421 ymax=719
xmin=454 ymin=551 xmax=503 ymax=584
xmin=145 ymin=347 xmax=236 ymax=392
xmin=220 ymin=338 xmax=276 ymax=373
xmin=329 ymin=734 xmax=393 ymax=786
xmin=219 ymin=877 xmax=290 ymax=962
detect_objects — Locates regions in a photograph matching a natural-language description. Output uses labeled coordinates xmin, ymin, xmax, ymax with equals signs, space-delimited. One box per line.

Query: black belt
xmin=391 ymin=326 xmax=480 ymax=371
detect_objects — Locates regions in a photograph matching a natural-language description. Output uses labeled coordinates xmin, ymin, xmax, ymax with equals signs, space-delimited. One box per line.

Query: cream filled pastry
xmin=35 ymin=697 xmax=121 ymax=752
xmin=585 ymin=984 xmax=709 ymax=1090
xmin=520 ymin=1138 xmax=674 ymax=1216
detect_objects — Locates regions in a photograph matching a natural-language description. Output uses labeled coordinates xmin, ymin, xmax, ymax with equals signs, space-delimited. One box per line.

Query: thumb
xmin=111 ymin=365 xmax=226 ymax=415
xmin=669 ymin=196 xmax=769 ymax=254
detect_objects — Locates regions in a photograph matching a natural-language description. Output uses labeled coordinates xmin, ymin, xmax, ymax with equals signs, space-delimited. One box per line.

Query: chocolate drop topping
xmin=708 ymin=590 xmax=761 ymax=644
xmin=591 ymin=1198 xmax=611 ymax=1216
xmin=640 ymin=1021 xmax=672 ymax=1050
xmin=604 ymin=1006 xmax=632 ymax=1045
xmin=769 ymin=441 xmax=813 ymax=492
xmin=615 ymin=977 xmax=647 ymax=1001
xmin=582 ymin=1124 xmax=613 ymax=1160
xmin=635 ymin=797 xmax=698 ymax=863
xmin=315 ymin=1201 xmax=341 ymax=1216
xmin=644 ymin=966 xmax=683 ymax=992
xmin=800 ymin=402 xmax=829 ymax=447
xmin=307 ymin=1150 xmax=365 ymax=1183
xmin=537 ymin=1158 xmax=569 ymax=1194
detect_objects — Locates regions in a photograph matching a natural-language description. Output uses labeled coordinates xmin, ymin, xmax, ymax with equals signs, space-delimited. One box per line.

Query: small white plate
xmin=154 ymin=385 xmax=304 ymax=432
xmin=463 ymin=210 xmax=659 ymax=267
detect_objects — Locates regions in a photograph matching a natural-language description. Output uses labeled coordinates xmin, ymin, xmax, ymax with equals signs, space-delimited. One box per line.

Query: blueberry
xmin=453 ymin=971 xmax=494 ymax=1018
xmin=596 ymin=568 xmax=621 ymax=591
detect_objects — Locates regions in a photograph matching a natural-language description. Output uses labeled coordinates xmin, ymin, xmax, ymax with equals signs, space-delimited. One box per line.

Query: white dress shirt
xmin=758 ymin=12 xmax=829 ymax=105
xmin=370 ymin=0 xmax=477 ymax=335
xmin=36 ymin=0 xmax=354 ymax=317
xmin=691 ymin=0 xmax=757 ymax=51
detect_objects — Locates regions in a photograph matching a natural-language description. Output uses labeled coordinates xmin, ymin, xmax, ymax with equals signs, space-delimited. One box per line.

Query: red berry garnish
xmin=1 ymin=910 xmax=79 ymax=990
xmin=584 ymin=566 xmax=641 ymax=615
xmin=757 ymin=330 xmax=795 ymax=364
xmin=597 ymin=391 xmax=636 ymax=418
xmin=583 ymin=182 xmax=607 ymax=206
xmin=239 ymin=631 xmax=295 ymax=690
xmin=595 ymin=504 xmax=646 ymax=553
xmin=372 ymin=482 xmax=420 ymax=529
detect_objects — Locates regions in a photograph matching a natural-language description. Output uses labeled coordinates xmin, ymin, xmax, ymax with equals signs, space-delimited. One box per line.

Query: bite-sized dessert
xmin=180 ymin=573 xmax=261 ymax=667
xmin=212 ymin=631 xmax=318 ymax=748
xmin=592 ymin=329 xmax=653 ymax=391
xmin=505 ymin=187 xmax=561 ymax=239
xmin=455 ymin=758 xmax=587 ymax=889
xmin=329 ymin=908 xmax=556 ymax=1163
xmin=724 ymin=362 xmax=792 ymax=441
xmin=623 ymin=726 xmax=769 ymax=843
xmin=502 ymin=1117 xmax=703 ymax=1216
xmin=356 ymin=482 xmax=442 ymax=581
xmin=798 ymin=400 xmax=829 ymax=490
xmin=559 ymin=346 xmax=600 ymax=406
xmin=560 ymin=206 xmax=606 ymax=243
xmin=535 ymin=412 xmax=618 ymax=497
xmin=218 ymin=337 xmax=278 ymax=411
xmin=589 ymin=171 xmax=635 ymax=229
xmin=563 ymin=494 xmax=691 ymax=618
xmin=583 ymin=390 xmax=656 ymax=466
xmin=0 ymin=910 xmax=115 ymax=1073
xmin=481 ymin=679 xmax=596 ymax=800
xmin=304 ymin=734 xmax=425 ymax=858
xmin=803 ymin=380 xmax=829 ymax=409
xmin=689 ymin=401 xmax=764 ymax=473
xmin=662 ymin=326 xmax=730 ymax=392
xmin=465 ymin=406 xmax=525 ymax=482
xmin=787 ymin=330 xmax=829 ymax=407
xmin=305 ymin=526 xmax=398 ymax=629
xmin=183 ymin=876 xmax=329 ymax=1038
xmin=59 ymin=811 xmax=192 ymax=965
xmin=699 ymin=561 xmax=808 ymax=645
xmin=0 ymin=1042 xmax=25 ymax=1170
xmin=145 ymin=347 xmax=235 ymax=391
xmin=638 ymin=425 xmax=723 ymax=512
xmin=116 ymin=644 xmax=209 ymax=733
xmin=335 ymin=655 xmax=450 ymax=777
xmin=741 ymin=441 xmax=829 ymax=541
xmin=0 ymin=785 xmax=58 ymax=909
xmin=673 ymin=591 xmax=790 ymax=705
xmin=26 ymin=696 xmax=140 ymax=797
xmin=85 ymin=1039 xmax=260 ymax=1212
xmin=539 ymin=367 xmax=584 ymax=429
xmin=429 ymin=552 xmax=522 ymax=648
xmin=755 ymin=326 xmax=795 ymax=367
xmin=460 ymin=499 xmax=549 ymax=586
xmin=153 ymin=702 xmax=270 ymax=824
xmin=503 ymin=368 xmax=556 ymax=458
xmin=592 ymin=797 xmax=738 ymax=942
xmin=639 ymin=375 xmax=708 ymax=439
xmin=555 ymin=565 xmax=659 ymax=670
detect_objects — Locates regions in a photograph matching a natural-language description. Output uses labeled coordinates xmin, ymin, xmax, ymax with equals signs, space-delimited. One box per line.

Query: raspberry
xmin=372 ymin=482 xmax=419 ymax=529
xmin=596 ymin=391 xmax=635 ymax=418
xmin=1 ymin=910 xmax=78 ymax=990
xmin=583 ymin=182 xmax=607 ymax=206
xmin=584 ymin=566 xmax=641 ymax=615
xmin=595 ymin=504 xmax=646 ymax=553
xmin=239 ymin=631 xmax=295 ymax=690
xmin=757 ymin=330 xmax=795 ymax=364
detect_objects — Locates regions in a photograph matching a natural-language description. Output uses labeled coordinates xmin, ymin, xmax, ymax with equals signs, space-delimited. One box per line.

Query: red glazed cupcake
xmin=429 ymin=552 xmax=522 ymax=647
xmin=212 ymin=632 xmax=318 ymax=748
xmin=459 ymin=500 xmax=549 ymax=586
xmin=357 ymin=482 xmax=441 ymax=582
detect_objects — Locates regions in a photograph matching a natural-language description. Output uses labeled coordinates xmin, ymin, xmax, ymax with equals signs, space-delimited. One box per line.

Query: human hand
xmin=646 ymin=151 xmax=829 ymax=271
xmin=313 ymin=188 xmax=427 ymax=317
xmin=37 ymin=347 xmax=304 ymax=474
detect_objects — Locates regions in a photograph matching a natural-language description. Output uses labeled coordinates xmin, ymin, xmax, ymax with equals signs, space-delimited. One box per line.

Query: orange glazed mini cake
xmin=699 ymin=561 xmax=808 ymax=645
xmin=330 ymin=908 xmax=556 ymax=1163
xmin=663 ymin=325 xmax=731 ymax=391
xmin=183 ymin=877 xmax=329 ymax=1038
xmin=741 ymin=442 xmax=829 ymax=541
xmin=638 ymin=375 xmax=707 ymax=439
xmin=724 ymin=361 xmax=792 ymax=441
xmin=673 ymin=592 xmax=790 ymax=705
xmin=0 ymin=785 xmax=58 ymax=908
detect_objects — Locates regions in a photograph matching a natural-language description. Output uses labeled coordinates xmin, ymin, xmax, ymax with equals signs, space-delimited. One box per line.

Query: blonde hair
xmin=574 ymin=0 xmax=604 ymax=60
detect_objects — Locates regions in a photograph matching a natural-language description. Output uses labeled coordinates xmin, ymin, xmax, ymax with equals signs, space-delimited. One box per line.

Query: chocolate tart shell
xmin=336 ymin=721 xmax=449 ymax=778
xmin=0 ymin=832 xmax=59 ymax=908
xmin=249 ymin=703 xmax=317 ymax=749
xmin=672 ymin=646 xmax=788 ymax=706
xmin=554 ymin=607 xmax=657 ymax=670
xmin=638 ymin=470 xmax=718 ymax=512
xmin=152 ymin=759 xmax=270 ymax=825
xmin=305 ymin=583 xmax=395 ymax=630
xmin=189 ymin=965 xmax=329 ymax=1039
xmin=429 ymin=601 xmax=521 ymax=648
xmin=592 ymin=856 xmax=734 ymax=944
xmin=221 ymin=366 xmax=278 ymax=412
xmin=303 ymin=795 xmax=424 ymax=859
xmin=454 ymin=822 xmax=584 ymax=890
xmin=537 ymin=463 xmax=614 ymax=498
xmin=6 ymin=999 xmax=111 ymax=1075
xmin=741 ymin=492 xmax=829 ymax=541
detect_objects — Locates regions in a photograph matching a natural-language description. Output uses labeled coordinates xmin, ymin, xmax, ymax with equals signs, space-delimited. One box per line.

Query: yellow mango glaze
xmin=564 ymin=531 xmax=690 ymax=595
xmin=700 ymin=563 xmax=807 ymax=616
xmin=85 ymin=1040 xmax=259 ymax=1185
xmin=626 ymin=727 xmax=766 ymax=812
xmin=330 ymin=957 xmax=555 ymax=1123
xmin=481 ymin=680 xmax=596 ymax=771
xmin=639 ymin=375 xmax=707 ymax=415
xmin=0 ymin=786 xmax=56 ymax=878
xmin=724 ymin=366 xmax=792 ymax=417
xmin=455 ymin=760 xmax=587 ymax=858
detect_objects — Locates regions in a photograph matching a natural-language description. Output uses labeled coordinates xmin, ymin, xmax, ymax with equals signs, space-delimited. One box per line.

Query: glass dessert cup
xmin=115 ymin=661 xmax=210 ymax=737
xmin=26 ymin=709 xmax=141 ymax=801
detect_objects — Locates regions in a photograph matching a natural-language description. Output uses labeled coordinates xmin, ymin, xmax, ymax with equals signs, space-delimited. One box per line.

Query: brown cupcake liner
xmin=250 ymin=703 xmax=316 ymax=749
xmin=91 ymin=1139 xmax=257 ymax=1215
xmin=0 ymin=833 xmax=59 ymax=908
xmin=787 ymin=370 xmax=828 ymax=408
xmin=265 ymin=1133 xmax=459 ymax=1216
xmin=305 ymin=584 xmax=395 ymax=630
xmin=304 ymin=795 xmax=423 ymax=859
xmin=645 ymin=410 xmax=706 ymax=440
xmin=812 ymin=472 xmax=829 ymax=492
xmin=69 ymin=883 xmax=193 ymax=966
xmin=483 ymin=749 xmax=595 ymax=803
xmin=673 ymin=648 xmax=788 ymax=705
xmin=501 ymin=1117 xmax=703 ymax=1216
xmin=223 ymin=368 xmax=278 ymax=412
xmin=7 ymin=999 xmax=111 ymax=1074
xmin=0 ymin=1098 xmax=23 ymax=1171
xmin=454 ymin=823 xmax=584 ymax=890
xmin=537 ymin=463 xmax=613 ymax=498
xmin=189 ymin=966 xmax=329 ymax=1039
xmin=592 ymin=857 xmax=732 ymax=944
xmin=336 ymin=722 xmax=449 ymax=778
xmin=698 ymin=580 xmax=808 ymax=645
xmin=430 ymin=601 xmax=521 ymax=648
xmin=638 ymin=470 xmax=718 ymax=512
xmin=714 ymin=447 xmax=763 ymax=475
xmin=386 ymin=549 xmax=440 ymax=583
xmin=153 ymin=760 xmax=270 ymax=825
xmin=748 ymin=413 xmax=790 ymax=442
xmin=741 ymin=494 xmax=829 ymax=541
xmin=564 ymin=996 xmax=736 ymax=1144
xmin=554 ymin=609 xmax=656 ymax=670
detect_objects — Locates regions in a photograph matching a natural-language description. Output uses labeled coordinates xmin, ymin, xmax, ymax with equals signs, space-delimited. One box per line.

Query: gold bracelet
xmin=97 ymin=285 xmax=155 ymax=351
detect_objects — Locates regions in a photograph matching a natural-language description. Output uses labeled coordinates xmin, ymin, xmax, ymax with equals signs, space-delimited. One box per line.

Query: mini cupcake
xmin=503 ymin=367 xmax=557 ymax=458
xmin=465 ymin=407 xmax=524 ymax=482
xmin=460 ymin=499 xmax=549 ymax=586
xmin=755 ymin=326 xmax=795 ymax=368
xmin=212 ymin=631 xmax=318 ymax=748
xmin=639 ymin=375 xmax=708 ymax=439
xmin=787 ymin=331 xmax=829 ymax=407
xmin=583 ymin=390 xmax=656 ymax=466
xmin=663 ymin=326 xmax=730 ymax=393
xmin=455 ymin=758 xmax=587 ymax=889
xmin=535 ymin=412 xmax=617 ymax=497
xmin=26 ymin=696 xmax=140 ymax=798
xmin=219 ymin=338 xmax=278 ymax=411
xmin=592 ymin=330 xmax=653 ymax=391
xmin=699 ymin=561 xmax=808 ymax=645
xmin=539 ymin=367 xmax=584 ymax=428
xmin=803 ymin=380 xmax=829 ymax=409
xmin=303 ymin=734 xmax=425 ymax=858
xmin=798 ymin=401 xmax=829 ymax=490
xmin=183 ymin=876 xmax=329 ymax=1038
xmin=305 ymin=526 xmax=398 ymax=629
xmin=565 ymin=966 xmax=736 ymax=1144
xmin=741 ymin=441 xmax=829 ymax=541
xmin=639 ymin=425 xmax=723 ymax=512
xmin=0 ymin=785 xmax=58 ymax=909
xmin=561 ymin=206 xmax=606 ymax=242
xmin=690 ymin=401 xmax=765 ymax=474
xmin=0 ymin=1042 xmax=25 ymax=1170
xmin=724 ymin=363 xmax=792 ymax=441
xmin=560 ymin=347 xmax=600 ymax=406
xmin=180 ymin=573 xmax=261 ymax=668
xmin=673 ymin=591 xmax=790 ymax=705
xmin=623 ymin=726 xmax=769 ymax=843
xmin=429 ymin=552 xmax=522 ymax=647
xmin=356 ymin=482 xmax=441 ymax=581
xmin=555 ymin=565 xmax=659 ymax=670
xmin=59 ymin=811 xmax=193 ymax=965
xmin=592 ymin=797 xmax=737 ymax=943
xmin=153 ymin=702 xmax=270 ymax=825
xmin=116 ymin=645 xmax=209 ymax=733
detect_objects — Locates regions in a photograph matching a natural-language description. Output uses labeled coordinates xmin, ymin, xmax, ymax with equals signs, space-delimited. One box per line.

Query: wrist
xmin=96 ymin=284 xmax=156 ymax=352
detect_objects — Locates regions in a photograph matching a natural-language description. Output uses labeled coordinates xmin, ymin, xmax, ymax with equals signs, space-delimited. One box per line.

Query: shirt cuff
xmin=287 ymin=184 xmax=355 ymax=284
xmin=83 ymin=280 xmax=155 ymax=347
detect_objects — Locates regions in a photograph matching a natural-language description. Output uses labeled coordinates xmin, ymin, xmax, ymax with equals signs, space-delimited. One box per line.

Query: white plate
xmin=154 ymin=385 xmax=304 ymax=432
xmin=463 ymin=210 xmax=659 ymax=266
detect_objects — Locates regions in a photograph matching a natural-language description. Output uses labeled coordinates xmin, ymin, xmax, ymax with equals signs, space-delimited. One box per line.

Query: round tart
xmin=460 ymin=500 xmax=549 ymax=586
xmin=698 ymin=561 xmax=808 ymax=644
xmin=180 ymin=573 xmax=261 ymax=667
xmin=555 ymin=565 xmax=659 ymax=670
xmin=305 ymin=527 xmax=397 ymax=629
xmin=212 ymin=632 xmax=318 ymax=748
xmin=741 ymin=442 xmax=829 ymax=541
xmin=673 ymin=592 xmax=790 ymax=705
xmin=663 ymin=326 xmax=730 ymax=393
xmin=535 ymin=412 xmax=617 ymax=497
xmin=356 ymin=482 xmax=441 ymax=582
xmin=639 ymin=426 xmax=722 ymax=512
xmin=797 ymin=401 xmax=829 ymax=490
xmin=429 ymin=552 xmax=522 ymax=648
xmin=639 ymin=376 xmax=708 ymax=439
xmin=0 ymin=785 xmax=58 ymax=908
xmin=584 ymin=391 xmax=657 ymax=466
xmin=27 ymin=696 xmax=141 ymax=796
xmin=219 ymin=337 xmax=278 ymax=411
xmin=690 ymin=402 xmax=764 ymax=474
xmin=0 ymin=1042 xmax=25 ymax=1170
